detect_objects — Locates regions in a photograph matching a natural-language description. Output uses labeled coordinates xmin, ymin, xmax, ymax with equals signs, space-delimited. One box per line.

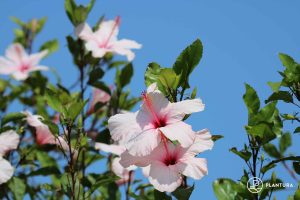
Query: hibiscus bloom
xmin=87 ymin=87 xmax=111 ymax=115
xmin=108 ymin=83 xmax=205 ymax=156
xmin=23 ymin=111 xmax=68 ymax=150
xmin=0 ymin=130 xmax=20 ymax=184
xmin=0 ymin=43 xmax=48 ymax=80
xmin=120 ymin=129 xmax=213 ymax=192
xmin=95 ymin=142 xmax=136 ymax=185
xmin=75 ymin=16 xmax=142 ymax=61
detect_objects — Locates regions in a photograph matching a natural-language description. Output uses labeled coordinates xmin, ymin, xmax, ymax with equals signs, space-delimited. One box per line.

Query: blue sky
xmin=1 ymin=0 xmax=300 ymax=199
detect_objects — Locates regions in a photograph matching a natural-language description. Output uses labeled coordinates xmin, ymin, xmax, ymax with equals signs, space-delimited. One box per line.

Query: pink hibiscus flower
xmin=0 ymin=130 xmax=20 ymax=184
xmin=23 ymin=111 xmax=68 ymax=150
xmin=108 ymin=83 xmax=205 ymax=156
xmin=75 ymin=16 xmax=142 ymax=61
xmin=87 ymin=87 xmax=111 ymax=115
xmin=120 ymin=129 xmax=214 ymax=192
xmin=95 ymin=142 xmax=136 ymax=185
xmin=0 ymin=43 xmax=48 ymax=80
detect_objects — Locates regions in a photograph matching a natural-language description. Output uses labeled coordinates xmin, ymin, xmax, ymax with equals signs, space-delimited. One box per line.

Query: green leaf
xmin=191 ymin=87 xmax=197 ymax=99
xmin=66 ymin=100 xmax=87 ymax=120
xmin=252 ymin=102 xmax=277 ymax=124
xmin=89 ymin=81 xmax=111 ymax=95
xmin=40 ymin=39 xmax=59 ymax=56
xmin=158 ymin=68 xmax=180 ymax=92
xmin=118 ymin=63 xmax=133 ymax=88
xmin=65 ymin=0 xmax=77 ymax=25
xmin=28 ymin=166 xmax=61 ymax=176
xmin=295 ymin=188 xmax=300 ymax=199
xmin=89 ymin=172 xmax=120 ymax=194
xmin=173 ymin=39 xmax=203 ymax=88
xmin=10 ymin=17 xmax=25 ymax=27
xmin=95 ymin=129 xmax=111 ymax=144
xmin=243 ymin=84 xmax=260 ymax=115
xmin=172 ymin=185 xmax=194 ymax=200
xmin=261 ymin=163 xmax=276 ymax=174
xmin=279 ymin=53 xmax=295 ymax=68
xmin=230 ymin=147 xmax=251 ymax=161
xmin=294 ymin=127 xmax=300 ymax=134
xmin=267 ymin=81 xmax=281 ymax=92
xmin=266 ymin=91 xmax=293 ymax=104
xmin=213 ymin=178 xmax=238 ymax=200
xmin=8 ymin=177 xmax=26 ymax=200
xmin=88 ymin=68 xmax=104 ymax=84
xmin=36 ymin=151 xmax=59 ymax=168
xmin=154 ymin=190 xmax=172 ymax=200
xmin=261 ymin=156 xmax=300 ymax=174
xmin=211 ymin=135 xmax=224 ymax=142
xmin=1 ymin=112 xmax=25 ymax=126
xmin=279 ymin=132 xmax=291 ymax=153
xmin=45 ymin=88 xmax=64 ymax=113
xmin=293 ymin=162 xmax=300 ymax=175
xmin=145 ymin=62 xmax=161 ymax=86
xmin=245 ymin=123 xmax=276 ymax=144
xmin=65 ymin=0 xmax=95 ymax=26
xmin=35 ymin=17 xmax=47 ymax=34
xmin=263 ymin=143 xmax=281 ymax=158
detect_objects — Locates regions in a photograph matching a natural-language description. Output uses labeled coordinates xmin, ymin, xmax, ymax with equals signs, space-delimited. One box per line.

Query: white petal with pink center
xmin=23 ymin=111 xmax=69 ymax=150
xmin=0 ymin=43 xmax=48 ymax=81
xmin=108 ymin=83 xmax=205 ymax=156
xmin=119 ymin=130 xmax=213 ymax=192
xmin=75 ymin=17 xmax=141 ymax=62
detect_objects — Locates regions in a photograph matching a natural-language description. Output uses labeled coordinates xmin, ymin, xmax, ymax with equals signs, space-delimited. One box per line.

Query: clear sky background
xmin=1 ymin=0 xmax=300 ymax=199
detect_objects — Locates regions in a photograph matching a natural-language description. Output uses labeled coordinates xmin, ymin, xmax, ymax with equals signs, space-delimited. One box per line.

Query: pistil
xmin=102 ymin=16 xmax=120 ymax=47
xmin=141 ymin=92 xmax=162 ymax=127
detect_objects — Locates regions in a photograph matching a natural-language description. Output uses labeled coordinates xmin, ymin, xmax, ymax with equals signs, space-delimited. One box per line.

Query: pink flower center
xmin=142 ymin=91 xmax=174 ymax=166
xmin=164 ymin=154 xmax=178 ymax=166
xmin=99 ymin=16 xmax=120 ymax=48
xmin=19 ymin=64 xmax=30 ymax=72
xmin=141 ymin=92 xmax=166 ymax=128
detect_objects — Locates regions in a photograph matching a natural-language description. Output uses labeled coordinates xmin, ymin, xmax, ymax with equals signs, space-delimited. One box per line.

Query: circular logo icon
xmin=247 ymin=177 xmax=263 ymax=193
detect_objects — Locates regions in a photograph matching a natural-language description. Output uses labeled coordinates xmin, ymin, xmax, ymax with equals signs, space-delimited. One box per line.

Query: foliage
xmin=0 ymin=1 xmax=216 ymax=199
xmin=213 ymin=53 xmax=300 ymax=199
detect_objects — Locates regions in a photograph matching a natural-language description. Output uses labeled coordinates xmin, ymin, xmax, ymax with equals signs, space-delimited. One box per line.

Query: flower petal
xmin=95 ymin=143 xmax=125 ymax=156
xmin=75 ymin=23 xmax=95 ymax=41
xmin=0 ymin=57 xmax=16 ymax=74
xmin=5 ymin=43 xmax=27 ymax=64
xmin=167 ymin=99 xmax=205 ymax=122
xmin=11 ymin=71 xmax=29 ymax=81
xmin=126 ymin=129 xmax=161 ymax=156
xmin=27 ymin=65 xmax=49 ymax=72
xmin=139 ymin=92 xmax=170 ymax=123
xmin=96 ymin=20 xmax=119 ymax=42
xmin=159 ymin=121 xmax=195 ymax=148
xmin=108 ymin=112 xmax=142 ymax=144
xmin=148 ymin=161 xmax=182 ymax=192
xmin=188 ymin=129 xmax=214 ymax=155
xmin=23 ymin=111 xmax=44 ymax=127
xmin=35 ymin=125 xmax=55 ymax=145
xmin=177 ymin=157 xmax=208 ymax=180
xmin=114 ymin=39 xmax=142 ymax=49
xmin=0 ymin=130 xmax=20 ymax=156
xmin=119 ymin=150 xmax=150 ymax=168
xmin=0 ymin=157 xmax=14 ymax=184
xmin=112 ymin=46 xmax=136 ymax=62
xmin=28 ymin=50 xmax=48 ymax=66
